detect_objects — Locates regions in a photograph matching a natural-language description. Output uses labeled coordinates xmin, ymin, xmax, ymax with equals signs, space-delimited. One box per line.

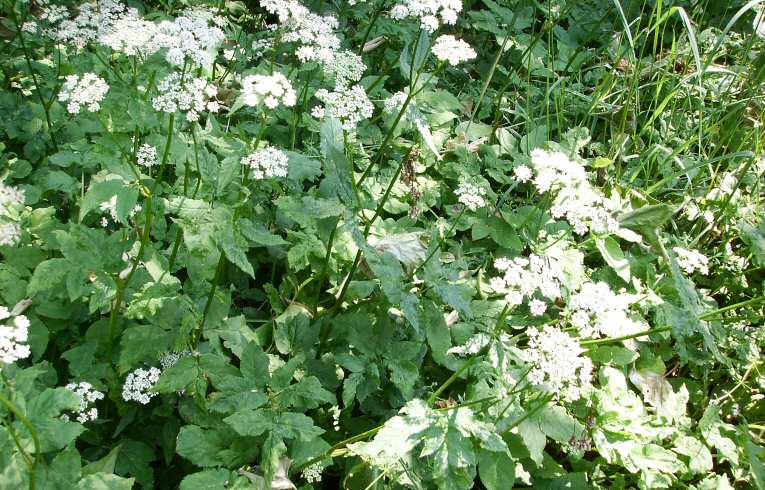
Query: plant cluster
xmin=0 ymin=0 xmax=764 ymax=489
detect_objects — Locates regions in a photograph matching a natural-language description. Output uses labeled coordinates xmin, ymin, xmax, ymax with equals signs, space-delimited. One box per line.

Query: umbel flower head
xmin=0 ymin=306 xmax=31 ymax=365
xmin=241 ymin=73 xmax=297 ymax=109
xmin=0 ymin=222 xmax=21 ymax=247
xmin=454 ymin=182 xmax=487 ymax=211
xmin=313 ymin=85 xmax=374 ymax=131
xmin=122 ymin=367 xmax=161 ymax=405
xmin=241 ymin=146 xmax=290 ymax=180
xmin=432 ymin=35 xmax=477 ymax=66
xmin=152 ymin=73 xmax=220 ymax=122
xmin=63 ymin=382 xmax=105 ymax=423
xmin=58 ymin=73 xmax=109 ymax=114
xmin=520 ymin=325 xmax=593 ymax=402
xmin=390 ymin=0 xmax=463 ymax=32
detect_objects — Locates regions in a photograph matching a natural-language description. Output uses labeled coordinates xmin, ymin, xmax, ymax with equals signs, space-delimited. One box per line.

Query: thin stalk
xmin=580 ymin=325 xmax=671 ymax=346
xmin=411 ymin=206 xmax=465 ymax=277
xmin=427 ymin=356 xmax=478 ymax=406
xmin=9 ymin=6 xmax=57 ymax=151
xmin=500 ymin=393 xmax=554 ymax=435
xmin=357 ymin=0 xmax=385 ymax=54
xmin=311 ymin=221 xmax=339 ymax=316
xmin=0 ymin=385 xmax=40 ymax=490
xmin=107 ymin=114 xmax=175 ymax=362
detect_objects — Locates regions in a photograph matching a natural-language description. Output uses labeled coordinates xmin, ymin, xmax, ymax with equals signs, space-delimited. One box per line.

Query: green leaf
xmin=115 ymin=439 xmax=154 ymax=488
xmin=673 ymin=436 xmax=712 ymax=474
xmin=238 ymin=219 xmax=288 ymax=247
xmin=77 ymin=474 xmax=135 ymax=490
xmin=319 ymin=118 xmax=355 ymax=205
xmin=28 ymin=258 xmax=69 ymax=296
xmin=79 ymin=178 xmax=129 ymax=222
xmin=154 ymin=356 xmax=199 ymax=393
xmin=82 ymin=445 xmax=122 ymax=476
xmin=595 ymin=236 xmax=630 ymax=283
xmin=286 ymin=150 xmax=322 ymax=182
xmin=617 ymin=204 xmax=674 ymax=231
xmin=179 ymin=469 xmax=231 ymax=490
xmin=478 ymin=449 xmax=515 ymax=490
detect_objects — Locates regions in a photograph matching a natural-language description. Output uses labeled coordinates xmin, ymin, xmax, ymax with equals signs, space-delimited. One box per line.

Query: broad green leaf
xmin=595 ymin=236 xmax=631 ymax=283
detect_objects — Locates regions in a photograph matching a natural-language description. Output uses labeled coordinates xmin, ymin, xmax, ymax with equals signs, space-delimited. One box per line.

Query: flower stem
xmin=0 ymin=375 xmax=40 ymax=490
xmin=107 ymin=114 xmax=175 ymax=363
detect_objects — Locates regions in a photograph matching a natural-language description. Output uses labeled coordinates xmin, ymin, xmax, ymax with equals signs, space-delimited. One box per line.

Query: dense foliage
xmin=0 ymin=0 xmax=764 ymax=488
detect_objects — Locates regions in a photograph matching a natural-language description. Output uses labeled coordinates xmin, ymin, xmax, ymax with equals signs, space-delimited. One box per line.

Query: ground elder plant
xmin=0 ymin=0 xmax=765 ymax=488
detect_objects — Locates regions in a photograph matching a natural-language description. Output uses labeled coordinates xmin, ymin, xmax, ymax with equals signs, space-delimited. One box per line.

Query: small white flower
xmin=0 ymin=311 xmax=31 ymax=365
xmin=136 ymin=144 xmax=158 ymax=167
xmin=64 ymin=382 xmax=105 ymax=423
xmin=0 ymin=223 xmax=21 ymax=246
xmin=152 ymin=73 xmax=219 ymax=121
xmin=389 ymin=0 xmax=462 ymax=32
xmin=513 ymin=165 xmax=533 ymax=183
xmin=302 ymin=462 xmax=324 ymax=483
xmin=520 ymin=325 xmax=593 ymax=402
xmin=673 ymin=247 xmax=709 ymax=275
xmin=241 ymin=73 xmax=296 ymax=108
xmin=431 ymin=35 xmax=476 ymax=66
xmin=454 ymin=182 xmax=487 ymax=211
xmin=314 ymin=85 xmax=374 ymax=131
xmin=122 ymin=367 xmax=162 ymax=405
xmin=0 ymin=183 xmax=25 ymax=215
xmin=241 ymin=146 xmax=290 ymax=180
xmin=58 ymin=73 xmax=109 ymax=114
xmin=529 ymin=299 xmax=547 ymax=316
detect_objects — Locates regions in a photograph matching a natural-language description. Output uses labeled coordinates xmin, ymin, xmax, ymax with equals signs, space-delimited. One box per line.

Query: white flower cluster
xmin=0 ymin=307 xmax=31 ymax=365
xmin=329 ymin=405 xmax=341 ymax=431
xmin=568 ymin=282 xmax=646 ymax=338
xmin=99 ymin=195 xmax=141 ymax=227
xmin=159 ymin=350 xmax=191 ymax=370
xmin=521 ymin=326 xmax=593 ymax=402
xmin=52 ymin=2 xmax=225 ymax=66
xmin=0 ymin=223 xmax=21 ymax=247
xmin=122 ymin=367 xmax=161 ymax=405
xmin=513 ymin=164 xmax=533 ymax=183
xmin=54 ymin=0 xmax=131 ymax=49
xmin=314 ymin=85 xmax=374 ymax=131
xmin=151 ymin=8 xmax=226 ymax=67
xmin=528 ymin=149 xmax=620 ymax=235
xmin=99 ymin=14 xmax=160 ymax=58
xmin=390 ymin=0 xmax=462 ymax=32
xmin=136 ymin=144 xmax=158 ymax=167
xmin=0 ymin=182 xmax=25 ymax=214
xmin=301 ymin=462 xmax=324 ymax=483
xmin=431 ymin=35 xmax=476 ymax=66
xmin=454 ymin=182 xmax=487 ymax=211
xmin=152 ymin=73 xmax=220 ymax=122
xmin=262 ymin=0 xmax=366 ymax=89
xmin=241 ymin=146 xmax=290 ymax=180
xmin=63 ymin=382 xmax=104 ymax=423
xmin=489 ymin=255 xmax=562 ymax=314
xmin=263 ymin=0 xmax=340 ymax=58
xmin=673 ymin=247 xmax=709 ymax=275
xmin=241 ymin=73 xmax=297 ymax=109
xmin=58 ymin=73 xmax=109 ymax=114
xmin=322 ymin=50 xmax=367 ymax=89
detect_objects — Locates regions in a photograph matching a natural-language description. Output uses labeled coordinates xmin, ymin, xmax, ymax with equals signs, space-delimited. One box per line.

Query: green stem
xmin=331 ymin=150 xmax=409 ymax=311
xmin=427 ymin=356 xmax=478 ymax=406
xmin=107 ymin=114 xmax=175 ymax=362
xmin=501 ymin=393 xmax=554 ymax=435
xmin=580 ymin=326 xmax=671 ymax=346
xmin=312 ymin=221 xmax=339 ymax=316
xmin=411 ymin=206 xmax=466 ymax=277
xmin=0 ymin=389 xmax=40 ymax=490
xmin=9 ymin=6 xmax=57 ymax=151
xmin=697 ymin=295 xmax=765 ymax=320
xmin=357 ymin=0 xmax=385 ymax=54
